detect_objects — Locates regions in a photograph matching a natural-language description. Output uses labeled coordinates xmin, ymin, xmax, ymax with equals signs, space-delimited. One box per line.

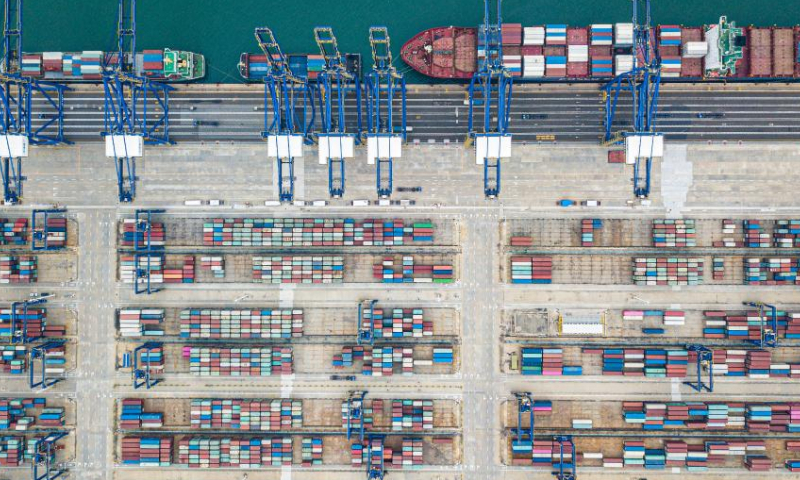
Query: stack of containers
xmin=199 ymin=257 xmax=225 ymax=278
xmin=510 ymin=256 xmax=552 ymax=284
xmin=787 ymin=459 xmax=800 ymax=472
xmin=0 ymin=346 xmax=26 ymax=374
xmin=659 ymin=25 xmax=682 ymax=47
xmin=661 ymin=56 xmax=682 ymax=77
xmin=21 ymin=55 xmax=42 ymax=76
xmin=523 ymin=55 xmax=545 ymax=77
xmin=390 ymin=438 xmax=423 ymax=468
xmin=79 ymin=51 xmax=102 ymax=80
xmin=615 ymin=23 xmax=634 ymax=46
xmin=652 ymin=219 xmax=696 ymax=247
xmin=137 ymin=345 xmax=164 ymax=371
xmin=203 ymin=218 xmax=433 ymax=247
xmin=391 ymin=400 xmax=433 ymax=431
xmin=746 ymin=350 xmax=772 ymax=378
xmin=120 ymin=255 xmax=163 ymax=285
xmin=523 ymin=26 xmax=545 ymax=47
xmin=774 ymin=220 xmax=800 ymax=247
xmin=712 ymin=258 xmax=725 ymax=280
xmin=121 ymin=218 xmax=165 ymax=247
xmin=118 ymin=309 xmax=165 ymax=337
xmin=520 ymin=348 xmax=581 ymax=376
xmin=502 ymin=23 xmax=523 ymax=45
xmin=566 ymin=27 xmax=589 ymax=78
xmin=189 ymin=399 xmax=302 ymax=431
xmin=599 ymin=348 xmax=688 ymax=378
xmin=301 ymin=438 xmax=323 ymax=466
xmin=42 ymin=52 xmax=62 ymax=72
xmin=591 ymin=25 xmax=614 ymax=46
xmin=373 ymin=256 xmax=453 ymax=283
xmin=714 ymin=219 xmax=741 ymax=247
xmin=744 ymin=220 xmax=771 ymax=247
xmin=120 ymin=398 xmax=163 ymax=429
xmin=510 ymin=235 xmax=533 ymax=247
xmin=178 ymin=437 xmax=261 ymax=468
xmin=615 ymin=54 xmax=634 ymax=75
xmin=744 ymin=258 xmax=800 ymax=285
xmin=745 ymin=455 xmax=772 ymax=471
xmin=0 ymin=256 xmax=37 ymax=283
xmin=142 ymin=50 xmax=164 ymax=74
xmin=580 ymin=219 xmax=602 ymax=246
xmin=505 ymin=55 xmax=522 ymax=76
xmin=61 ymin=54 xmax=75 ymax=78
xmin=591 ymin=55 xmax=613 ymax=77
xmin=179 ymin=309 xmax=303 ymax=339
xmin=185 ymin=346 xmax=293 ymax=377
xmin=545 ymin=55 xmax=567 ymax=78
xmin=162 ymin=256 xmax=195 ymax=284
xmin=0 ymin=218 xmax=27 ymax=245
xmin=38 ymin=216 xmax=67 ymax=248
xmin=545 ymin=24 xmax=567 ymax=46
xmin=306 ymin=55 xmax=325 ymax=80
xmin=253 ymin=256 xmax=344 ymax=284
xmin=262 ymin=437 xmax=293 ymax=466
xmin=0 ymin=307 xmax=46 ymax=340
xmin=341 ymin=398 xmax=375 ymax=432
xmin=120 ymin=437 xmax=172 ymax=466
xmin=0 ymin=398 xmax=52 ymax=430
xmin=363 ymin=308 xmax=430 ymax=338
xmin=632 ymin=257 xmax=703 ymax=286
xmin=0 ymin=436 xmax=22 ymax=466
xmin=432 ymin=347 xmax=454 ymax=365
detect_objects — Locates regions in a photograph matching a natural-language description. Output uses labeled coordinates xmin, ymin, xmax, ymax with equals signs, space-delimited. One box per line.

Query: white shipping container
xmin=683 ymin=41 xmax=708 ymax=58
xmin=523 ymin=26 xmax=545 ymax=45
xmin=567 ymin=45 xmax=589 ymax=62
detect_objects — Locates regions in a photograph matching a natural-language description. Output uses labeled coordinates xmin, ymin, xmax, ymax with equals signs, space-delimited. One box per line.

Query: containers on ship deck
xmin=591 ymin=24 xmax=613 ymax=46
xmin=749 ymin=28 xmax=772 ymax=77
xmin=523 ymin=27 xmax=545 ymax=46
xmin=545 ymin=25 xmax=567 ymax=46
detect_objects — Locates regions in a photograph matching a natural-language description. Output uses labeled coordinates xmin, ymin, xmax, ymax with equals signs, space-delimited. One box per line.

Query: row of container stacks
xmin=253 ymin=256 xmax=344 ymax=284
xmin=178 ymin=437 xmax=293 ymax=468
xmin=652 ymin=219 xmax=696 ymax=247
xmin=391 ymin=400 xmax=434 ymax=431
xmin=179 ymin=308 xmax=304 ymax=339
xmin=0 ymin=346 xmax=27 ymax=374
xmin=0 ymin=307 xmax=45 ymax=340
xmin=121 ymin=218 xmax=165 ymax=247
xmin=509 ymin=235 xmax=533 ymax=247
xmin=361 ymin=308 xmax=432 ymax=338
xmin=744 ymin=257 xmax=800 ymax=285
xmin=301 ymin=437 xmax=323 ymax=466
xmin=632 ymin=257 xmax=703 ymax=286
xmin=581 ymin=219 xmax=603 ymax=246
xmin=248 ymin=54 xmax=326 ymax=81
xmin=189 ymin=399 xmax=302 ymax=431
xmin=121 ymin=436 xmax=173 ymax=466
xmin=333 ymin=345 xmax=453 ymax=375
xmin=623 ymin=309 xmax=685 ymax=326
xmin=0 ymin=256 xmax=37 ymax=283
xmin=712 ymin=257 xmax=725 ymax=280
xmin=203 ymin=218 xmax=434 ymax=247
xmin=199 ymin=256 xmax=225 ymax=278
xmin=622 ymin=401 xmax=800 ymax=432
xmin=717 ymin=219 xmax=800 ymax=248
xmin=596 ymin=348 xmax=689 ymax=378
xmin=184 ymin=346 xmax=293 ymax=377
xmin=0 ymin=218 xmax=27 ymax=245
xmin=22 ymin=51 xmax=117 ymax=79
xmin=119 ymin=309 xmax=165 ymax=337
xmin=0 ymin=436 xmax=48 ymax=466
xmin=120 ymin=399 xmax=163 ymax=429
xmin=703 ymin=309 xmax=800 ymax=340
xmin=142 ymin=50 xmax=164 ymax=73
xmin=39 ymin=217 xmax=67 ymax=248
xmin=0 ymin=398 xmax=64 ymax=430
xmin=623 ymin=439 xmax=770 ymax=470
xmin=136 ymin=345 xmax=164 ymax=371
xmin=510 ymin=437 xmax=574 ymax=469
xmin=351 ymin=438 xmax=424 ymax=468
xmin=373 ymin=256 xmax=454 ymax=283
xmin=520 ymin=348 xmax=582 ymax=376
xmin=510 ymin=256 xmax=553 ymax=284
xmin=120 ymin=255 xmax=195 ymax=284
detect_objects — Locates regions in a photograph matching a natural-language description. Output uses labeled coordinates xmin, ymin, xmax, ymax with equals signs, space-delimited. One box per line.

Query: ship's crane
xmin=102 ymin=0 xmax=173 ymax=203
xmin=602 ymin=0 xmax=662 ymax=198
xmin=467 ymin=0 xmax=513 ymax=199
xmin=743 ymin=302 xmax=778 ymax=348
xmin=357 ymin=299 xmax=379 ymax=346
xmin=553 ymin=435 xmax=576 ymax=480
xmin=345 ymin=390 xmax=368 ymax=442
xmin=0 ymin=0 xmax=70 ymax=204
xmin=255 ymin=27 xmax=315 ymax=203
xmin=314 ymin=26 xmax=362 ymax=198
xmin=364 ymin=26 xmax=406 ymax=198
xmin=8 ymin=292 xmax=52 ymax=344
xmin=32 ymin=431 xmax=68 ymax=480
xmin=684 ymin=344 xmax=714 ymax=393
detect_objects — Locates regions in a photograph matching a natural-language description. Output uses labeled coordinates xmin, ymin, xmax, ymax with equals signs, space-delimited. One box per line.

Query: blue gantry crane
xmin=31 ymin=209 xmax=66 ymax=250
xmin=102 ymin=0 xmax=174 ymax=203
xmin=132 ymin=209 xmax=164 ymax=295
xmin=366 ymin=435 xmax=386 ymax=480
xmin=32 ymin=431 xmax=68 ymax=480
xmin=684 ymin=344 xmax=714 ymax=393
xmin=364 ymin=26 xmax=406 ymax=198
xmin=29 ymin=340 xmax=65 ymax=390
xmin=553 ymin=435 xmax=576 ymax=480
xmin=744 ymin=301 xmax=778 ymax=348
xmin=345 ymin=390 xmax=368 ymax=442
xmin=603 ymin=0 xmax=662 ymax=198
xmin=255 ymin=27 xmax=315 ymax=203
xmin=132 ymin=341 xmax=163 ymax=389
xmin=468 ymin=0 xmax=513 ymax=199
xmin=513 ymin=392 xmax=534 ymax=446
xmin=8 ymin=292 xmax=52 ymax=344
xmin=357 ymin=299 xmax=378 ymax=346
xmin=314 ymin=26 xmax=362 ymax=198
xmin=133 ymin=208 xmax=164 ymax=252
xmin=0 ymin=0 xmax=70 ymax=204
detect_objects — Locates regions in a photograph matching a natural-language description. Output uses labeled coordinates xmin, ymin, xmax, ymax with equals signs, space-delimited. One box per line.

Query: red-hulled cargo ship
xmin=402 ymin=17 xmax=800 ymax=82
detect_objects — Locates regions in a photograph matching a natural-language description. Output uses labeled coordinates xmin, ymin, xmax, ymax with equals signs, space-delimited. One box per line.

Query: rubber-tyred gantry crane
xmin=467 ymin=0 xmax=513 ymax=199
xmin=255 ymin=27 xmax=315 ymax=203
xmin=0 ymin=0 xmax=69 ymax=204
xmin=102 ymin=0 xmax=173 ymax=203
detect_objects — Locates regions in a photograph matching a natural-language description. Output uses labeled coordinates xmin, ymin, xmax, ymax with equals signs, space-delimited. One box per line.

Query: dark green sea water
xmin=25 ymin=0 xmax=800 ymax=83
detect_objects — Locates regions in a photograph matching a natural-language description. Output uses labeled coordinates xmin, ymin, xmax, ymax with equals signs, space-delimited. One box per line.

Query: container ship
xmin=401 ymin=17 xmax=800 ymax=82
xmin=19 ymin=48 xmax=205 ymax=82
xmin=238 ymin=52 xmax=361 ymax=81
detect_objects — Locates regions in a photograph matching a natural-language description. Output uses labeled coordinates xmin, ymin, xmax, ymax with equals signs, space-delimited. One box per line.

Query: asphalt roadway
xmin=26 ymin=83 xmax=800 ymax=143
